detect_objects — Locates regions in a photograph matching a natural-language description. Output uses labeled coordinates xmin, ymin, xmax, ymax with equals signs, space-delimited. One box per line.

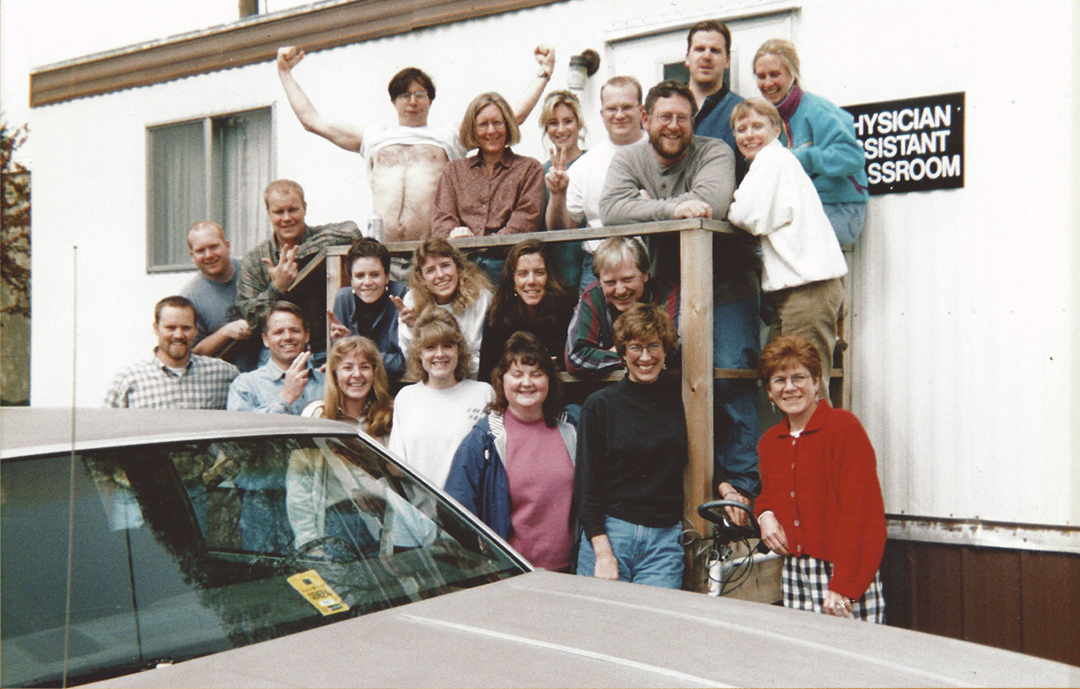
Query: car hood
xmin=90 ymin=570 xmax=1077 ymax=688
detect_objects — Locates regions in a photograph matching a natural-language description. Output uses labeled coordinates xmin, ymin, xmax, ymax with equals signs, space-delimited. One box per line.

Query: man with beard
xmin=104 ymin=296 xmax=239 ymax=409
xmin=600 ymin=79 xmax=734 ymax=230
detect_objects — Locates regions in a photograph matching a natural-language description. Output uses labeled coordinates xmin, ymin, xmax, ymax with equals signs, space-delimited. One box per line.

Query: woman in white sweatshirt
xmin=727 ymin=98 xmax=848 ymax=399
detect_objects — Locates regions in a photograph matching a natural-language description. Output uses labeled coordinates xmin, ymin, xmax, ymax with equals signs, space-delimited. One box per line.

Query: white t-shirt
xmin=387 ymin=379 xmax=495 ymax=488
xmin=566 ymin=138 xmax=639 ymax=252
xmin=358 ymin=124 xmax=467 ymax=165
xmin=397 ymin=288 xmax=492 ymax=376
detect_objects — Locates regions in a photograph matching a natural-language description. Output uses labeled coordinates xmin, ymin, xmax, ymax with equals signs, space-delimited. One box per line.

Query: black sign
xmin=845 ymin=92 xmax=965 ymax=195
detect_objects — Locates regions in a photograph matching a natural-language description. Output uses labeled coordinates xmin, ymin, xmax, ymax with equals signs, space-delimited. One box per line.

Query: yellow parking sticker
xmin=287 ymin=570 xmax=350 ymax=616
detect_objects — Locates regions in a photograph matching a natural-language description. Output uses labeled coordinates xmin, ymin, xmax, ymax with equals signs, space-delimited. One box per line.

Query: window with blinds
xmin=146 ymin=108 xmax=273 ymax=272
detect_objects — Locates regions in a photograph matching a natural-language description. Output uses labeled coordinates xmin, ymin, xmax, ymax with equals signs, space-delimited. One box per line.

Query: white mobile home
xmin=27 ymin=0 xmax=1079 ymax=663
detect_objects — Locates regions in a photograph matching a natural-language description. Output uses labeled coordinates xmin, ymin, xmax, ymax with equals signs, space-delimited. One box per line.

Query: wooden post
xmin=680 ymin=224 xmax=714 ymax=593
xmin=326 ymin=246 xmax=345 ymax=353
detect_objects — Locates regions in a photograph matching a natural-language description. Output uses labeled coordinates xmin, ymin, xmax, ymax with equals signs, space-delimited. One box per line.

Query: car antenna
xmin=62 ymin=244 xmax=78 ymax=688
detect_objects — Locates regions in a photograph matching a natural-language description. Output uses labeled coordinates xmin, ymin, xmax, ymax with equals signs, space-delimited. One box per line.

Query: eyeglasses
xmin=653 ymin=113 xmax=691 ymax=126
xmin=769 ymin=373 xmax=812 ymax=389
xmin=397 ymin=91 xmax=429 ymax=102
xmin=602 ymin=105 xmax=640 ymax=116
xmin=626 ymin=342 xmax=664 ymax=356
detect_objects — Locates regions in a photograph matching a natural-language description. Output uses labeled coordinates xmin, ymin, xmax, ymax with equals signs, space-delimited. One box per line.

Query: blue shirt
xmin=226 ymin=360 xmax=325 ymax=414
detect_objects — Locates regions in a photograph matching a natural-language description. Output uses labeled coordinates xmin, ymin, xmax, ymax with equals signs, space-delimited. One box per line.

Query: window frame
xmin=145 ymin=105 xmax=275 ymax=274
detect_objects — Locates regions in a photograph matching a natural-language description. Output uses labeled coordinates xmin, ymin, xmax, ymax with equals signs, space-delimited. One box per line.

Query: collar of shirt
xmin=694 ymin=85 xmax=731 ymax=128
xmin=152 ymin=348 xmax=193 ymax=376
xmin=467 ymin=147 xmax=514 ymax=170
xmin=260 ymin=358 xmax=317 ymax=381
xmin=659 ymin=137 xmax=701 ymax=177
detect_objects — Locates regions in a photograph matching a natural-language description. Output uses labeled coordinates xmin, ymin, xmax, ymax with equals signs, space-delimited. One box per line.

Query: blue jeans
xmin=823 ymin=202 xmax=867 ymax=247
xmin=576 ymin=516 xmax=684 ymax=589
xmin=548 ymin=240 xmax=584 ymax=295
xmin=713 ymin=296 xmax=762 ymax=496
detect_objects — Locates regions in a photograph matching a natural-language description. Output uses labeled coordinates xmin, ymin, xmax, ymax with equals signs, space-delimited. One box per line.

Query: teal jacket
xmin=785 ymin=91 xmax=869 ymax=205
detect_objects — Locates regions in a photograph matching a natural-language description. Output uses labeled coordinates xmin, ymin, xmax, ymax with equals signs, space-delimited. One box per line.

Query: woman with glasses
xmin=431 ymin=92 xmax=545 ymax=286
xmin=755 ymin=334 xmax=886 ymax=622
xmin=575 ymin=303 xmax=686 ymax=588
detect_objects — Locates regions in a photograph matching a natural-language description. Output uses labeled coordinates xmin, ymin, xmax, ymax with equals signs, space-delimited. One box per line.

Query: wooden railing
xmin=315 ymin=219 xmax=846 ymax=591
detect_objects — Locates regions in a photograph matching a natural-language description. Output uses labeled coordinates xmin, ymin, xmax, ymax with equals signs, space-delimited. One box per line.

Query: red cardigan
xmin=755 ymin=401 xmax=886 ymax=599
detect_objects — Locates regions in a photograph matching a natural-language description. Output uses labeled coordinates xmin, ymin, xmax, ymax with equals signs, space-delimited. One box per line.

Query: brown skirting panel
xmin=881 ymin=539 xmax=1080 ymax=667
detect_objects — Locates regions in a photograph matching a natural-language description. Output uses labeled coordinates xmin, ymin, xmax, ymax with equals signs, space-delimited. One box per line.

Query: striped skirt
xmin=783 ymin=554 xmax=885 ymax=623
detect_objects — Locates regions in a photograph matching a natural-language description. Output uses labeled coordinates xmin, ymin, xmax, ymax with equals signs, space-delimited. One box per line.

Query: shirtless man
xmin=277 ymin=45 xmax=554 ymax=245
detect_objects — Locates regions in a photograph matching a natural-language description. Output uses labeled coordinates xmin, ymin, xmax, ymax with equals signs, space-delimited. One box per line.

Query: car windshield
xmin=1 ymin=433 xmax=525 ymax=688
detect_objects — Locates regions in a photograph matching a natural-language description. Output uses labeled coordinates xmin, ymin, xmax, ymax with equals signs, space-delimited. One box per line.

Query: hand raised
xmin=328 ymin=310 xmax=350 ymax=341
xmin=545 ymin=146 xmax=570 ymax=194
xmin=277 ymin=46 xmax=305 ymax=72
xmin=263 ymin=245 xmax=299 ymax=292
xmin=389 ymin=294 xmax=416 ymax=327
xmin=534 ymin=45 xmax=555 ymax=75
xmin=281 ymin=350 xmax=311 ymax=405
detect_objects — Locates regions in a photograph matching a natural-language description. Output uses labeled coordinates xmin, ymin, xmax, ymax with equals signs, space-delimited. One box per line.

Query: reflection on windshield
xmin=0 ymin=434 xmax=524 ymax=688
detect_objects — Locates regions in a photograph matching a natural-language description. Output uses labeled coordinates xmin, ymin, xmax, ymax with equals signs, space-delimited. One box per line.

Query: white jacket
xmin=728 ymin=139 xmax=847 ymax=292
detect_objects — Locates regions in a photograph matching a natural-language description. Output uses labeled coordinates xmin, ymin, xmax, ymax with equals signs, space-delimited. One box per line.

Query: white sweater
xmin=728 ymin=139 xmax=847 ymax=292
xmin=387 ymin=378 xmax=495 ymax=488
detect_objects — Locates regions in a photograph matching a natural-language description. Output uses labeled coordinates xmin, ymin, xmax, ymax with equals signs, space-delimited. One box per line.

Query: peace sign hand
xmin=390 ymin=294 xmax=416 ymax=327
xmin=545 ymin=146 xmax=570 ymax=194
xmin=263 ymin=245 xmax=299 ymax=293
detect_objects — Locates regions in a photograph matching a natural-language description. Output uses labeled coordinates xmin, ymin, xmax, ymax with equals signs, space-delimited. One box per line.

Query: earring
xmin=770 ymin=400 xmax=776 ymax=413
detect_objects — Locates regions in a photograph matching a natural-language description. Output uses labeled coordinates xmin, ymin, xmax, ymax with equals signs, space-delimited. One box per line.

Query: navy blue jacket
xmin=444 ymin=408 xmax=578 ymax=543
xmin=331 ymin=281 xmax=407 ymax=379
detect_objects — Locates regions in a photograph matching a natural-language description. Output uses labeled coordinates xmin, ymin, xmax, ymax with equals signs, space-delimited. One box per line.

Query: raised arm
xmin=513 ymin=45 xmax=555 ymax=126
xmin=277 ymin=46 xmax=365 ymax=153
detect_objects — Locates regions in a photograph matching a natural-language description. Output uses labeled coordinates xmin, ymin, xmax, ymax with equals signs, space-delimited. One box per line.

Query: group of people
xmin=104 ymin=23 xmax=886 ymax=623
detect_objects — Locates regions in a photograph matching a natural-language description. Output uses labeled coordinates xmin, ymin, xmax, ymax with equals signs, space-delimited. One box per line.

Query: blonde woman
xmin=394 ymin=237 xmax=493 ymax=377
xmin=389 ymin=308 xmax=495 ymax=488
xmin=431 ymin=91 xmax=544 ymax=284
xmin=302 ymin=336 xmax=392 ymax=445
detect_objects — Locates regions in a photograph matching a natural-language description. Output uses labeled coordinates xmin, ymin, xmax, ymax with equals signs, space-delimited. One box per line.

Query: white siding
xmin=29 ymin=0 xmax=1080 ymax=534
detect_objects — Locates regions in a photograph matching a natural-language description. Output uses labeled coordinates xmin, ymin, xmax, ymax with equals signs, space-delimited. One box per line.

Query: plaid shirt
xmin=236 ymin=221 xmax=360 ymax=336
xmin=104 ymin=353 xmax=239 ymax=409
xmin=564 ymin=279 xmax=679 ymax=375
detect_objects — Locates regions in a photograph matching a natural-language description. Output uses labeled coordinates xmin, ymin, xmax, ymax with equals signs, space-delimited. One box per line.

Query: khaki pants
xmin=766 ymin=278 xmax=843 ymax=400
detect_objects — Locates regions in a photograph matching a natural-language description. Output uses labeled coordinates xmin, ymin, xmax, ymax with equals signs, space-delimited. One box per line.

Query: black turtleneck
xmin=576 ymin=375 xmax=688 ymax=538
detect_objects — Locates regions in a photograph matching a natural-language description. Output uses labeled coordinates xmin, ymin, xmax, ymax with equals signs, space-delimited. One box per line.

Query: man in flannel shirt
xmin=104 ymin=296 xmax=239 ymax=409
xmin=564 ymin=236 xmax=678 ymax=375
